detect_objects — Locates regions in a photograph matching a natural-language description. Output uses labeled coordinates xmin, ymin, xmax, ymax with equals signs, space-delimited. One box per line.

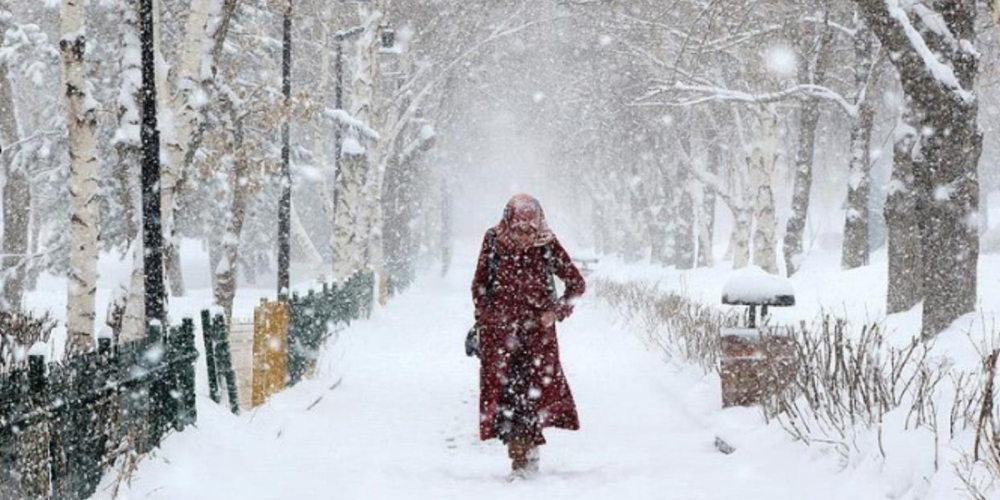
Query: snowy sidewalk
xmin=96 ymin=271 xmax=886 ymax=500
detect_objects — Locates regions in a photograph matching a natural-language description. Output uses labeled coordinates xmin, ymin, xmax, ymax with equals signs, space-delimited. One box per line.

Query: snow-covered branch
xmin=324 ymin=108 xmax=381 ymax=141
xmin=653 ymin=82 xmax=858 ymax=117
xmin=885 ymin=0 xmax=972 ymax=102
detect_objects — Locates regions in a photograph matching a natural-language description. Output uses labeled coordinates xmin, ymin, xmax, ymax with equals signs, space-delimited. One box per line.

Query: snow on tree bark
xmin=885 ymin=112 xmax=923 ymax=314
xmin=213 ymin=92 xmax=248 ymax=325
xmin=159 ymin=0 xmax=214 ymax=298
xmin=333 ymin=7 xmax=382 ymax=283
xmin=60 ymin=0 xmax=102 ymax=354
xmin=749 ymin=105 xmax=779 ymax=274
xmin=841 ymin=27 xmax=877 ymax=270
xmin=0 ymin=22 xmax=29 ymax=311
xmin=114 ymin=0 xmax=145 ymax=340
xmin=853 ymin=0 xmax=982 ymax=338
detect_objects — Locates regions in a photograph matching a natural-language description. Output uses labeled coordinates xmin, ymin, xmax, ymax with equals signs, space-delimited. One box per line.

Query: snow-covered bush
xmin=593 ymin=278 xmax=734 ymax=373
xmin=594 ymin=278 xmax=1000 ymax=498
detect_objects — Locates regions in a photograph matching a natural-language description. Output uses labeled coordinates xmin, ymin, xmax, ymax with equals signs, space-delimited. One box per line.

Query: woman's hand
xmin=541 ymin=310 xmax=557 ymax=327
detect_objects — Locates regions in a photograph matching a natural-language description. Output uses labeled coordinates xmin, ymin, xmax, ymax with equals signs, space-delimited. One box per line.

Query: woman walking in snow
xmin=471 ymin=194 xmax=586 ymax=479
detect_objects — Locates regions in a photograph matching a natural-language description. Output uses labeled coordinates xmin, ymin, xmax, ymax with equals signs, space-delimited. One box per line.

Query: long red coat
xmin=472 ymin=228 xmax=586 ymax=442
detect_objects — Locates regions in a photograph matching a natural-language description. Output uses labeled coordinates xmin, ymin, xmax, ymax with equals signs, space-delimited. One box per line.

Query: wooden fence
xmin=0 ymin=321 xmax=197 ymax=500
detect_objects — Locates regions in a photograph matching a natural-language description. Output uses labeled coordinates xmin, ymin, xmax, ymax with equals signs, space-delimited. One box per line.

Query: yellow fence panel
xmin=252 ymin=300 xmax=289 ymax=407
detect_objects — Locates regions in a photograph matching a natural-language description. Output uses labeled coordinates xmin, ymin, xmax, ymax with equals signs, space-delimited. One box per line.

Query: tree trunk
xmin=115 ymin=0 xmax=145 ymax=341
xmin=214 ymin=94 xmax=249 ymax=325
xmin=841 ymin=28 xmax=876 ymax=270
xmin=674 ymin=125 xmax=695 ymax=270
xmin=885 ymin=114 xmax=922 ymax=314
xmin=696 ymin=128 xmax=718 ymax=268
xmin=60 ymin=0 xmax=102 ymax=355
xmin=333 ymin=7 xmax=380 ymax=283
xmin=732 ymin=209 xmax=751 ymax=269
xmin=853 ymin=0 xmax=981 ymax=338
xmin=332 ymin=149 xmax=367 ymax=281
xmin=783 ymin=25 xmax=832 ymax=277
xmin=0 ymin=48 xmax=29 ymax=311
xmin=159 ymin=0 xmax=215 ymax=298
xmin=750 ymin=105 xmax=779 ymax=274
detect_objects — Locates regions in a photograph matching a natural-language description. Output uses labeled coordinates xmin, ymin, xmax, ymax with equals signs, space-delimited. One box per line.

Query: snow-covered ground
xmin=87 ymin=246 xmax=917 ymax=500
xmin=19 ymin=236 xmax=996 ymax=499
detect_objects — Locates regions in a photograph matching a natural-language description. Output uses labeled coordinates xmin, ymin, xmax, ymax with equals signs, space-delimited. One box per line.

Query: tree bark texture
xmin=0 ymin=44 xmax=29 ymax=311
xmin=60 ymin=0 xmax=102 ymax=354
xmin=885 ymin=115 xmax=923 ymax=314
xmin=842 ymin=28 xmax=877 ymax=270
xmin=750 ymin=106 xmax=779 ymax=274
xmin=783 ymin=25 xmax=831 ymax=276
xmin=854 ymin=0 xmax=981 ymax=338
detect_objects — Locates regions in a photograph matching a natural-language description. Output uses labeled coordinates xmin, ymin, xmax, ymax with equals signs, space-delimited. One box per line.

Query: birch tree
xmin=0 ymin=2 xmax=29 ymax=311
xmin=59 ymin=0 xmax=101 ymax=354
xmin=749 ymin=105 xmax=780 ymax=274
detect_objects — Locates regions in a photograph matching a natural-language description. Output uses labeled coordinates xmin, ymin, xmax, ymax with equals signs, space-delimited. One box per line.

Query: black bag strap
xmin=484 ymin=230 xmax=500 ymax=304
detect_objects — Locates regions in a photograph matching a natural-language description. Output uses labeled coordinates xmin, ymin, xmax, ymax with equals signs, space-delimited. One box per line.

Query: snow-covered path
xmin=97 ymin=270 xmax=886 ymax=500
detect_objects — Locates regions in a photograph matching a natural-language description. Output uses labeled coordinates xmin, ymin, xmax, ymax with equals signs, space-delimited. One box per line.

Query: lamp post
xmin=277 ymin=0 xmax=292 ymax=298
xmin=139 ymin=0 xmax=166 ymax=327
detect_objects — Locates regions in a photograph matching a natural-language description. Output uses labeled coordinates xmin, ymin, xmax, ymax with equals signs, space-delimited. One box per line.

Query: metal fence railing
xmin=0 ymin=321 xmax=197 ymax=500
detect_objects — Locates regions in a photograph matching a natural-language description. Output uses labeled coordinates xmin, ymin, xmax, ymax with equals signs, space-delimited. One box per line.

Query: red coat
xmin=472 ymin=229 xmax=586 ymax=441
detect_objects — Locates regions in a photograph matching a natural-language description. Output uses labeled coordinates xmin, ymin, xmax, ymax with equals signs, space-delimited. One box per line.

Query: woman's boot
xmin=508 ymin=440 xmax=528 ymax=470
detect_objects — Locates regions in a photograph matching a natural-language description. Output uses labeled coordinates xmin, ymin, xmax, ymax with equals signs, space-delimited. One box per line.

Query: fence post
xmin=146 ymin=323 xmax=167 ymax=450
xmin=24 ymin=354 xmax=51 ymax=499
xmin=200 ymin=310 xmax=221 ymax=404
xmin=213 ymin=314 xmax=240 ymax=415
xmin=175 ymin=318 xmax=197 ymax=429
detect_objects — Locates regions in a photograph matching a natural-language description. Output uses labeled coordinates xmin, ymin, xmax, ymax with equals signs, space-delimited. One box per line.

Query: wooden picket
xmin=252 ymin=300 xmax=289 ymax=407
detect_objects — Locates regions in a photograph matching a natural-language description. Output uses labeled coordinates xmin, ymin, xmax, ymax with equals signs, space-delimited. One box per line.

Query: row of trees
xmin=1 ymin=0 xmax=996 ymax=348
xmin=533 ymin=0 xmax=997 ymax=339
xmin=0 ymin=0 xmax=551 ymax=354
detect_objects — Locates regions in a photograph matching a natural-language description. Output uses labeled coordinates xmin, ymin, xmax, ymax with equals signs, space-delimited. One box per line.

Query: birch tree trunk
xmin=115 ymin=0 xmax=145 ymax=340
xmin=0 ymin=41 xmax=29 ymax=311
xmin=332 ymin=8 xmax=381 ymax=282
xmin=160 ymin=0 xmax=214 ymax=298
xmin=60 ymin=0 xmax=102 ymax=355
xmin=749 ymin=105 xmax=779 ymax=274
xmin=213 ymin=94 xmax=248 ymax=325
xmin=885 ymin=113 xmax=922 ymax=314
xmin=841 ymin=28 xmax=876 ymax=270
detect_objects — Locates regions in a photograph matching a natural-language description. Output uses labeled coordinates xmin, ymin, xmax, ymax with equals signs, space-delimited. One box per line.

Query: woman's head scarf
xmin=494 ymin=194 xmax=555 ymax=249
